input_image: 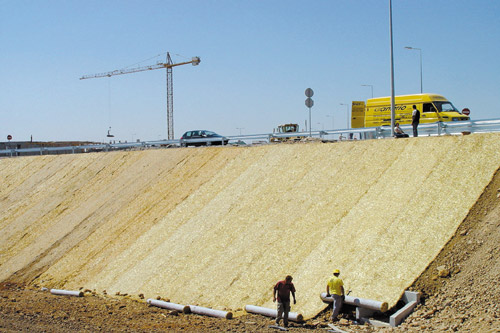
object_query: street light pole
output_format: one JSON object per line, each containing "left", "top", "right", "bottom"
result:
{"left": 340, "top": 103, "right": 349, "bottom": 129}
{"left": 405, "top": 46, "right": 423, "bottom": 93}
{"left": 326, "top": 114, "right": 334, "bottom": 130}
{"left": 361, "top": 84, "right": 374, "bottom": 98}
{"left": 389, "top": 0, "right": 396, "bottom": 137}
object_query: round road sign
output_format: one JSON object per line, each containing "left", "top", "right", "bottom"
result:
{"left": 305, "top": 97, "right": 314, "bottom": 108}
{"left": 462, "top": 108, "right": 470, "bottom": 116}
{"left": 305, "top": 88, "right": 314, "bottom": 98}
{"left": 7, "top": 135, "right": 12, "bottom": 141}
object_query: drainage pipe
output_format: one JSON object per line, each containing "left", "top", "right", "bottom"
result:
{"left": 188, "top": 305, "right": 232, "bottom": 319}
{"left": 147, "top": 299, "right": 191, "bottom": 314}
{"left": 50, "top": 289, "right": 84, "bottom": 297}
{"left": 320, "top": 293, "right": 388, "bottom": 313}
{"left": 245, "top": 305, "right": 304, "bottom": 322}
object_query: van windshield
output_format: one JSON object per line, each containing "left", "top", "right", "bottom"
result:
{"left": 434, "top": 102, "right": 458, "bottom": 113}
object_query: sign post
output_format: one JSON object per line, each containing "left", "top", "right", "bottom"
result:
{"left": 305, "top": 88, "right": 314, "bottom": 137}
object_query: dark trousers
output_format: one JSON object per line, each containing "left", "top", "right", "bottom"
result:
{"left": 412, "top": 123, "right": 419, "bottom": 137}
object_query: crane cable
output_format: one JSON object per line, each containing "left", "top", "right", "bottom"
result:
{"left": 122, "top": 52, "right": 168, "bottom": 69}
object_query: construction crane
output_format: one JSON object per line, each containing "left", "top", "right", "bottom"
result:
{"left": 80, "top": 52, "right": 201, "bottom": 140}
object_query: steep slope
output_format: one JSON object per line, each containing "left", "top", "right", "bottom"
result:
{"left": 399, "top": 167, "right": 500, "bottom": 331}
{"left": 1, "top": 134, "right": 499, "bottom": 319}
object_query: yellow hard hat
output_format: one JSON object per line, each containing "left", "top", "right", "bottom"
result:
{"left": 333, "top": 269, "right": 340, "bottom": 274}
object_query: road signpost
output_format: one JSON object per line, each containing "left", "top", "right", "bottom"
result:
{"left": 305, "top": 88, "right": 314, "bottom": 137}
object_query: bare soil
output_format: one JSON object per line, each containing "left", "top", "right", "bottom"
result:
{"left": 1, "top": 170, "right": 499, "bottom": 332}
{"left": 397, "top": 167, "right": 500, "bottom": 332}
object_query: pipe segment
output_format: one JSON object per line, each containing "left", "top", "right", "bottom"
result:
{"left": 147, "top": 299, "right": 191, "bottom": 313}
{"left": 245, "top": 305, "right": 304, "bottom": 322}
{"left": 50, "top": 289, "right": 84, "bottom": 297}
{"left": 320, "top": 292, "right": 388, "bottom": 313}
{"left": 188, "top": 305, "right": 232, "bottom": 319}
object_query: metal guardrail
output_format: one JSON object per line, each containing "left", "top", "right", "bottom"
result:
{"left": 2, "top": 119, "right": 500, "bottom": 157}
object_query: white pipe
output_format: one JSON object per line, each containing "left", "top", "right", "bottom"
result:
{"left": 147, "top": 299, "right": 191, "bottom": 314}
{"left": 245, "top": 305, "right": 304, "bottom": 322}
{"left": 188, "top": 305, "right": 232, "bottom": 319}
{"left": 50, "top": 289, "right": 83, "bottom": 297}
{"left": 320, "top": 293, "right": 388, "bottom": 313}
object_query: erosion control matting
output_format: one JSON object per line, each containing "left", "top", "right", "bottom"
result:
{"left": 1, "top": 133, "right": 499, "bottom": 319}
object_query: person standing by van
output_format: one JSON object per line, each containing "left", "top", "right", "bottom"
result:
{"left": 412, "top": 105, "right": 420, "bottom": 137}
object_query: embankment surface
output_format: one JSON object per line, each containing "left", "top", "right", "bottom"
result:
{"left": 1, "top": 134, "right": 499, "bottom": 319}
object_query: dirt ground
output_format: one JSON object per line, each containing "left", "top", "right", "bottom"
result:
{"left": 1, "top": 170, "right": 499, "bottom": 332}
{"left": 397, "top": 167, "right": 500, "bottom": 332}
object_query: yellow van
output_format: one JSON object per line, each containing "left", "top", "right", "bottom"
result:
{"left": 351, "top": 94, "right": 470, "bottom": 128}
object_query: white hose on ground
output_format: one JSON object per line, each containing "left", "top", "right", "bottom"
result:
{"left": 50, "top": 289, "right": 84, "bottom": 297}
{"left": 147, "top": 299, "right": 191, "bottom": 313}
{"left": 320, "top": 292, "right": 388, "bottom": 312}
{"left": 188, "top": 305, "right": 233, "bottom": 319}
{"left": 244, "top": 304, "right": 304, "bottom": 322}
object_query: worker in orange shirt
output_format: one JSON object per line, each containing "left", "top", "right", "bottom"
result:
{"left": 326, "top": 269, "right": 345, "bottom": 322}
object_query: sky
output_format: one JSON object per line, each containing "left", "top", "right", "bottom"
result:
{"left": 1, "top": 0, "right": 499, "bottom": 142}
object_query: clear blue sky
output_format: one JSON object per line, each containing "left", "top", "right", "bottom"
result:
{"left": 1, "top": 0, "right": 499, "bottom": 142}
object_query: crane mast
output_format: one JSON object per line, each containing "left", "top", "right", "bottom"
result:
{"left": 80, "top": 52, "right": 200, "bottom": 140}
{"left": 166, "top": 53, "right": 174, "bottom": 141}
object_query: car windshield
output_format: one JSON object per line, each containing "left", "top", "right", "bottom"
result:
{"left": 203, "top": 131, "right": 217, "bottom": 136}
{"left": 434, "top": 102, "right": 458, "bottom": 113}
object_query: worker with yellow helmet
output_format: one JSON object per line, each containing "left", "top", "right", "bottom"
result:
{"left": 326, "top": 269, "right": 345, "bottom": 322}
